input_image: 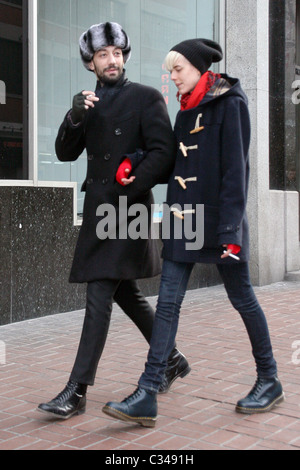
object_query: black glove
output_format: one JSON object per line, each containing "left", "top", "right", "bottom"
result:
{"left": 70, "top": 91, "right": 87, "bottom": 124}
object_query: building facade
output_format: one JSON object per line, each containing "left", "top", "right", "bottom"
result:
{"left": 0, "top": 0, "right": 299, "bottom": 325}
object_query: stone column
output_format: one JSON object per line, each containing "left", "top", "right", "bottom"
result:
{"left": 225, "top": 0, "right": 299, "bottom": 285}
{"left": 226, "top": 0, "right": 270, "bottom": 284}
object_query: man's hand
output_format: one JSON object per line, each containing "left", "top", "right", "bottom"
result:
{"left": 71, "top": 91, "right": 99, "bottom": 124}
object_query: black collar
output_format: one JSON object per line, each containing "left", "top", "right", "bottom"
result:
{"left": 96, "top": 71, "right": 128, "bottom": 90}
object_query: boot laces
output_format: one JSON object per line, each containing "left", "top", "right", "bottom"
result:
{"left": 53, "top": 381, "right": 82, "bottom": 404}
{"left": 122, "top": 387, "right": 143, "bottom": 404}
{"left": 250, "top": 377, "right": 264, "bottom": 398}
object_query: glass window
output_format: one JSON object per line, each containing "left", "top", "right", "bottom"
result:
{"left": 0, "top": 0, "right": 28, "bottom": 180}
{"left": 37, "top": 0, "right": 220, "bottom": 215}
{"left": 269, "top": 0, "right": 299, "bottom": 192}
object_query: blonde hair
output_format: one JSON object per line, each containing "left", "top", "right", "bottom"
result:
{"left": 164, "top": 51, "right": 184, "bottom": 72}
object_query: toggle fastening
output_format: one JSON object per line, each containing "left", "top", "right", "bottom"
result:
{"left": 171, "top": 207, "right": 195, "bottom": 220}
{"left": 190, "top": 113, "right": 205, "bottom": 134}
{"left": 179, "top": 142, "right": 198, "bottom": 157}
{"left": 175, "top": 176, "right": 197, "bottom": 190}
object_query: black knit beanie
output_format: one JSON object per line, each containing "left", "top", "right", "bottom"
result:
{"left": 171, "top": 38, "right": 223, "bottom": 74}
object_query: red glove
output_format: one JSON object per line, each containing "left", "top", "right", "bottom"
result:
{"left": 227, "top": 244, "right": 241, "bottom": 255}
{"left": 116, "top": 158, "right": 132, "bottom": 186}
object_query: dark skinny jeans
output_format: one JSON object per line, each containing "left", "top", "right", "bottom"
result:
{"left": 139, "top": 260, "right": 278, "bottom": 393}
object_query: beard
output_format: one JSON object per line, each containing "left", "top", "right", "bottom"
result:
{"left": 95, "top": 65, "right": 124, "bottom": 85}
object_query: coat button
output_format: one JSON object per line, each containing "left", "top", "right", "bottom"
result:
{"left": 104, "top": 154, "right": 111, "bottom": 161}
{"left": 87, "top": 178, "right": 94, "bottom": 184}
{"left": 87, "top": 154, "right": 94, "bottom": 160}
{"left": 114, "top": 128, "right": 122, "bottom": 136}
{"left": 102, "top": 178, "right": 109, "bottom": 185}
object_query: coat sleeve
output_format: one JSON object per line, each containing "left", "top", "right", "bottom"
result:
{"left": 55, "top": 112, "right": 86, "bottom": 162}
{"left": 217, "top": 97, "right": 251, "bottom": 247}
{"left": 114, "top": 88, "right": 176, "bottom": 202}
{"left": 120, "top": 149, "right": 146, "bottom": 170}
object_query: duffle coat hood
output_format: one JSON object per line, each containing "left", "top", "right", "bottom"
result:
{"left": 162, "top": 74, "right": 251, "bottom": 264}
{"left": 56, "top": 74, "right": 176, "bottom": 283}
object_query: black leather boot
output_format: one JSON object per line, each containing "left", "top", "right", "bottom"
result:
{"left": 38, "top": 381, "right": 87, "bottom": 420}
{"left": 236, "top": 376, "right": 284, "bottom": 414}
{"left": 103, "top": 387, "right": 157, "bottom": 428}
{"left": 158, "top": 348, "right": 191, "bottom": 394}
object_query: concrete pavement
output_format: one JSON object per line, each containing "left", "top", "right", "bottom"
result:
{"left": 0, "top": 280, "right": 300, "bottom": 450}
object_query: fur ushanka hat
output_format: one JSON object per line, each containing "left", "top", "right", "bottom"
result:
{"left": 79, "top": 22, "right": 131, "bottom": 71}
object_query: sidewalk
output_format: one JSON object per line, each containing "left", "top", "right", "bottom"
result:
{"left": 0, "top": 280, "right": 300, "bottom": 451}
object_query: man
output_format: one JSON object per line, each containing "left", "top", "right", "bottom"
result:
{"left": 37, "top": 22, "right": 190, "bottom": 420}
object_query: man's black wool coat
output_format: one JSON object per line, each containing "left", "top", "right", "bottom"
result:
{"left": 55, "top": 74, "right": 175, "bottom": 283}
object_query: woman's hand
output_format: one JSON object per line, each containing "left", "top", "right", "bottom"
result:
{"left": 116, "top": 158, "right": 136, "bottom": 186}
{"left": 221, "top": 244, "right": 241, "bottom": 260}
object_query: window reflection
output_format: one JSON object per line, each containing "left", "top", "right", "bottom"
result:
{"left": 0, "top": 0, "right": 27, "bottom": 180}
{"left": 37, "top": 0, "right": 219, "bottom": 214}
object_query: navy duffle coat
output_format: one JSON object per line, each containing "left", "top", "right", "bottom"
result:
{"left": 162, "top": 74, "right": 251, "bottom": 264}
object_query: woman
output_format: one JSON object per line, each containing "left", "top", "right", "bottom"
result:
{"left": 103, "top": 39, "right": 284, "bottom": 427}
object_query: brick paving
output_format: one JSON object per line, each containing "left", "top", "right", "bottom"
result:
{"left": 0, "top": 280, "right": 300, "bottom": 451}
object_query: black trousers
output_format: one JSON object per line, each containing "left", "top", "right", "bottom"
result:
{"left": 69, "top": 279, "right": 156, "bottom": 385}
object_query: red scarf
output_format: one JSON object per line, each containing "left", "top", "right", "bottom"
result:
{"left": 179, "top": 71, "right": 221, "bottom": 111}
